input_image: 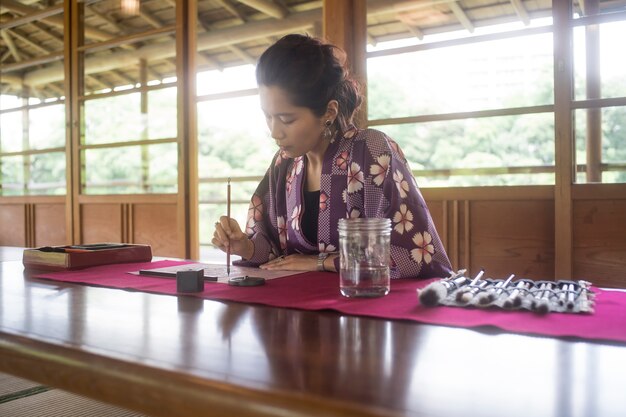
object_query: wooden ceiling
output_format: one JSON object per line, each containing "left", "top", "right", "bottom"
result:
{"left": 0, "top": 0, "right": 619, "bottom": 99}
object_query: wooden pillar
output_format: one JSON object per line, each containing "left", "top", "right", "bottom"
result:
{"left": 176, "top": 0, "right": 199, "bottom": 260}
{"left": 553, "top": 0, "right": 574, "bottom": 279}
{"left": 322, "top": 0, "right": 368, "bottom": 128}
{"left": 65, "top": 0, "right": 84, "bottom": 244}
{"left": 584, "top": 0, "right": 602, "bottom": 183}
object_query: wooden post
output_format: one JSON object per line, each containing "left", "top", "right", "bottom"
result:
{"left": 176, "top": 0, "right": 199, "bottom": 260}
{"left": 64, "top": 0, "right": 84, "bottom": 244}
{"left": 322, "top": 0, "right": 368, "bottom": 128}
{"left": 584, "top": 0, "right": 602, "bottom": 183}
{"left": 553, "top": 0, "right": 574, "bottom": 279}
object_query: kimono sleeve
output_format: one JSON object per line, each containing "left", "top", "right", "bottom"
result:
{"left": 367, "top": 134, "right": 452, "bottom": 279}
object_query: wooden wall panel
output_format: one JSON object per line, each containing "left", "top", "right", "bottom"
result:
{"left": 0, "top": 205, "right": 26, "bottom": 247}
{"left": 469, "top": 200, "right": 555, "bottom": 280}
{"left": 426, "top": 200, "right": 445, "bottom": 245}
{"left": 573, "top": 200, "right": 626, "bottom": 288}
{"left": 34, "top": 204, "right": 66, "bottom": 246}
{"left": 133, "top": 204, "right": 178, "bottom": 257}
{"left": 81, "top": 204, "right": 122, "bottom": 244}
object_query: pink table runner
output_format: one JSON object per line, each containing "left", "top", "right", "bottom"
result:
{"left": 33, "top": 260, "right": 626, "bottom": 343}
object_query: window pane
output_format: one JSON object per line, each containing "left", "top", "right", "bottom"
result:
{"left": 367, "top": 33, "right": 554, "bottom": 119}
{"left": 575, "top": 106, "right": 626, "bottom": 184}
{"left": 197, "top": 65, "right": 257, "bottom": 96}
{"left": 197, "top": 95, "right": 273, "bottom": 179}
{"left": 29, "top": 152, "right": 66, "bottom": 195}
{"left": 0, "top": 111, "right": 23, "bottom": 153}
{"left": 29, "top": 104, "right": 66, "bottom": 149}
{"left": 375, "top": 112, "right": 555, "bottom": 187}
{"left": 1, "top": 155, "right": 24, "bottom": 195}
{"left": 147, "top": 87, "right": 177, "bottom": 139}
{"left": 83, "top": 143, "right": 177, "bottom": 194}
{"left": 0, "top": 94, "right": 22, "bottom": 111}
{"left": 148, "top": 143, "right": 178, "bottom": 193}
{"left": 573, "top": 21, "right": 626, "bottom": 101}
{"left": 83, "top": 93, "right": 143, "bottom": 144}
{"left": 0, "top": 153, "right": 65, "bottom": 196}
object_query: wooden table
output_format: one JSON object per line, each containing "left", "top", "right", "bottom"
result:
{"left": 1, "top": 256, "right": 625, "bottom": 417}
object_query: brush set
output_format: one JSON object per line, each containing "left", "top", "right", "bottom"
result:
{"left": 418, "top": 269, "right": 595, "bottom": 314}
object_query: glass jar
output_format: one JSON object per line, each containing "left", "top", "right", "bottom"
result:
{"left": 338, "top": 218, "right": 391, "bottom": 298}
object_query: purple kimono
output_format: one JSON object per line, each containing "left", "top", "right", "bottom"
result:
{"left": 239, "top": 126, "right": 452, "bottom": 279}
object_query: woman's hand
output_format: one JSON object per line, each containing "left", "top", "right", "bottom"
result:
{"left": 212, "top": 216, "right": 254, "bottom": 259}
{"left": 259, "top": 254, "right": 317, "bottom": 271}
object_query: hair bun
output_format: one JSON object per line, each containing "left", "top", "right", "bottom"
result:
{"left": 256, "top": 34, "right": 363, "bottom": 131}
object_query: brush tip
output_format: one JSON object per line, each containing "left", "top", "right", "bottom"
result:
{"left": 533, "top": 299, "right": 550, "bottom": 314}
{"left": 418, "top": 282, "right": 446, "bottom": 307}
{"left": 477, "top": 293, "right": 494, "bottom": 305}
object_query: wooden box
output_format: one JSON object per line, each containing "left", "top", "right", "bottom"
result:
{"left": 23, "top": 243, "right": 153, "bottom": 271}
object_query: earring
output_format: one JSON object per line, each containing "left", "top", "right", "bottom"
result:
{"left": 323, "top": 120, "right": 333, "bottom": 140}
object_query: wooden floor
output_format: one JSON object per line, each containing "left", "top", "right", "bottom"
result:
{"left": 0, "top": 248, "right": 147, "bottom": 416}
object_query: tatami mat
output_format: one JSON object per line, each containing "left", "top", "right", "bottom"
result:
{"left": 0, "top": 373, "right": 43, "bottom": 397}
{"left": 0, "top": 379, "right": 147, "bottom": 417}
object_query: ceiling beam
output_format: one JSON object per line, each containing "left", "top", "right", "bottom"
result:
{"left": 6, "top": 27, "right": 50, "bottom": 55}
{"left": 24, "top": 7, "right": 319, "bottom": 86}
{"left": 88, "top": 7, "right": 126, "bottom": 34}
{"left": 218, "top": 0, "right": 247, "bottom": 23}
{"left": 1, "top": 52, "right": 63, "bottom": 73}
{"left": 29, "top": 21, "right": 63, "bottom": 45}
{"left": 1, "top": 73, "right": 21, "bottom": 84}
{"left": 112, "top": 69, "right": 137, "bottom": 86}
{"left": 510, "top": 0, "right": 530, "bottom": 25}
{"left": 0, "top": 0, "right": 113, "bottom": 41}
{"left": 1, "top": 50, "right": 13, "bottom": 63}
{"left": 397, "top": 13, "right": 424, "bottom": 40}
{"left": 44, "top": 82, "right": 65, "bottom": 96}
{"left": 197, "top": 52, "right": 224, "bottom": 71}
{"left": 10, "top": 0, "right": 456, "bottom": 87}
{"left": 0, "top": 30, "right": 22, "bottom": 62}
{"left": 4, "top": 25, "right": 107, "bottom": 90}
{"left": 228, "top": 44, "right": 256, "bottom": 64}
{"left": 139, "top": 8, "right": 164, "bottom": 29}
{"left": 236, "top": 0, "right": 288, "bottom": 19}
{"left": 367, "top": 33, "right": 377, "bottom": 46}
{"left": 449, "top": 1, "right": 474, "bottom": 33}
{"left": 0, "top": 3, "right": 64, "bottom": 31}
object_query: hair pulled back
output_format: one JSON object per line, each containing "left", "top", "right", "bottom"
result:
{"left": 256, "top": 34, "right": 363, "bottom": 132}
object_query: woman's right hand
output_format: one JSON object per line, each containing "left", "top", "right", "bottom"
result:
{"left": 212, "top": 216, "right": 254, "bottom": 259}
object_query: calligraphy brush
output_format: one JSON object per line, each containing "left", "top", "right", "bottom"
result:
{"left": 531, "top": 282, "right": 553, "bottom": 314}
{"left": 566, "top": 283, "right": 576, "bottom": 310}
{"left": 418, "top": 269, "right": 468, "bottom": 307}
{"left": 477, "top": 274, "right": 515, "bottom": 306}
{"left": 227, "top": 177, "right": 231, "bottom": 277}
{"left": 503, "top": 280, "right": 528, "bottom": 309}
{"left": 456, "top": 269, "right": 485, "bottom": 303}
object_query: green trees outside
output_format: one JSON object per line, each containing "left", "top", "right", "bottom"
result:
{"left": 367, "top": 67, "right": 556, "bottom": 186}
{"left": 1, "top": 27, "right": 625, "bottom": 216}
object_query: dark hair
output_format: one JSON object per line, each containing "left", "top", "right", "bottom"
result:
{"left": 256, "top": 34, "right": 363, "bottom": 131}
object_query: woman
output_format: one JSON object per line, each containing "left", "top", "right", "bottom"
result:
{"left": 213, "top": 34, "right": 451, "bottom": 279}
